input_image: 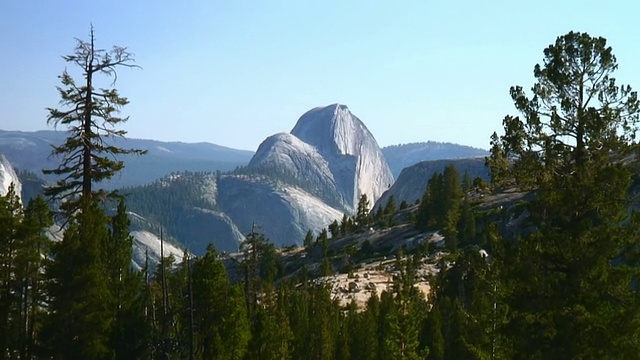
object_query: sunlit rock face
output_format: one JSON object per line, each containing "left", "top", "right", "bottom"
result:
{"left": 130, "top": 229, "right": 185, "bottom": 271}
{"left": 216, "top": 175, "right": 344, "bottom": 247}
{"left": 0, "top": 154, "right": 21, "bottom": 198}
{"left": 253, "top": 104, "right": 394, "bottom": 213}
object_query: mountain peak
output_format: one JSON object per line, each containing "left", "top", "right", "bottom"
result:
{"left": 253, "top": 104, "right": 394, "bottom": 212}
{"left": 291, "top": 103, "right": 374, "bottom": 157}
{"left": 306, "top": 103, "right": 349, "bottom": 114}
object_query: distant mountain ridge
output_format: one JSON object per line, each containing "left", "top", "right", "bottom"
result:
{"left": 0, "top": 129, "right": 254, "bottom": 189}
{"left": 382, "top": 141, "right": 489, "bottom": 178}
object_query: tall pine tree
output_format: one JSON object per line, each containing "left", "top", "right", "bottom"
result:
{"left": 488, "top": 31, "right": 640, "bottom": 357}
{"left": 43, "top": 26, "right": 145, "bottom": 215}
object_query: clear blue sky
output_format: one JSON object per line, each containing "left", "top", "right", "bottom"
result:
{"left": 1, "top": 1, "right": 638, "bottom": 151}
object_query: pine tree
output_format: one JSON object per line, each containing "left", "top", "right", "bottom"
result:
{"left": 340, "top": 214, "right": 352, "bottom": 236}
{"left": 488, "top": 31, "right": 640, "bottom": 357}
{"left": 14, "top": 196, "right": 53, "bottom": 358}
{"left": 304, "top": 229, "right": 314, "bottom": 247}
{"left": 462, "top": 171, "right": 472, "bottom": 193}
{"left": 355, "top": 194, "right": 371, "bottom": 230}
{"left": 383, "top": 195, "right": 396, "bottom": 219}
{"left": 382, "top": 195, "right": 397, "bottom": 227}
{"left": 422, "top": 302, "right": 444, "bottom": 360}
{"left": 416, "top": 166, "right": 464, "bottom": 250}
{"left": 328, "top": 220, "right": 340, "bottom": 239}
{"left": 42, "top": 203, "right": 114, "bottom": 358}
{"left": 224, "top": 284, "right": 251, "bottom": 360}
{"left": 351, "top": 294, "right": 379, "bottom": 360}
{"left": 336, "top": 300, "right": 358, "bottom": 360}
{"left": 43, "top": 26, "right": 145, "bottom": 215}
{"left": 434, "top": 248, "right": 494, "bottom": 358}
{"left": 383, "top": 252, "right": 426, "bottom": 359}
{"left": 441, "top": 165, "right": 462, "bottom": 251}
{"left": 106, "top": 199, "right": 134, "bottom": 310}
{"left": 192, "top": 246, "right": 249, "bottom": 359}
{"left": 0, "top": 184, "right": 23, "bottom": 357}
{"left": 416, "top": 172, "right": 443, "bottom": 230}
{"left": 287, "top": 284, "right": 312, "bottom": 360}
{"left": 108, "top": 199, "right": 148, "bottom": 359}
{"left": 39, "top": 28, "right": 146, "bottom": 357}
{"left": 248, "top": 287, "right": 292, "bottom": 360}
{"left": 308, "top": 285, "right": 339, "bottom": 359}
{"left": 240, "top": 227, "right": 272, "bottom": 319}
{"left": 318, "top": 229, "right": 333, "bottom": 276}
{"left": 150, "top": 253, "right": 179, "bottom": 359}
{"left": 457, "top": 197, "right": 476, "bottom": 247}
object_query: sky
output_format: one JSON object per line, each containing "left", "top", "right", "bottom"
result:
{"left": 1, "top": 1, "right": 639, "bottom": 151}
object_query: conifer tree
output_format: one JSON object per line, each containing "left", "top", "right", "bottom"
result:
{"left": 336, "top": 300, "right": 358, "bottom": 360}
{"left": 308, "top": 285, "right": 339, "bottom": 359}
{"left": 340, "top": 214, "right": 352, "bottom": 236}
{"left": 40, "top": 28, "right": 146, "bottom": 358}
{"left": 434, "top": 248, "right": 494, "bottom": 358}
{"left": 383, "top": 195, "right": 396, "bottom": 219}
{"left": 287, "top": 284, "right": 312, "bottom": 359}
{"left": 0, "top": 184, "right": 23, "bottom": 357}
{"left": 441, "top": 165, "right": 462, "bottom": 250}
{"left": 352, "top": 293, "right": 379, "bottom": 360}
{"left": 417, "top": 166, "right": 464, "bottom": 250}
{"left": 240, "top": 228, "right": 270, "bottom": 319}
{"left": 488, "top": 31, "right": 640, "bottom": 357}
{"left": 462, "top": 171, "right": 472, "bottom": 193}
{"left": 224, "top": 285, "right": 251, "bottom": 360}
{"left": 14, "top": 196, "right": 53, "bottom": 358}
{"left": 303, "top": 229, "right": 314, "bottom": 247}
{"left": 248, "top": 288, "right": 292, "bottom": 360}
{"left": 355, "top": 194, "right": 371, "bottom": 229}
{"left": 106, "top": 199, "right": 134, "bottom": 310}
{"left": 457, "top": 197, "right": 476, "bottom": 247}
{"left": 42, "top": 203, "right": 113, "bottom": 358}
{"left": 416, "top": 172, "right": 443, "bottom": 230}
{"left": 318, "top": 229, "right": 333, "bottom": 276}
{"left": 192, "top": 246, "right": 249, "bottom": 359}
{"left": 108, "top": 199, "right": 148, "bottom": 359}
{"left": 328, "top": 220, "right": 340, "bottom": 239}
{"left": 383, "top": 251, "right": 426, "bottom": 359}
{"left": 422, "top": 302, "right": 444, "bottom": 360}
{"left": 43, "top": 26, "right": 145, "bottom": 215}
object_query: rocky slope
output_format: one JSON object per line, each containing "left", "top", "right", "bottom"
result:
{"left": 249, "top": 133, "right": 343, "bottom": 209}
{"left": 217, "top": 175, "right": 344, "bottom": 246}
{"left": 375, "top": 157, "right": 490, "bottom": 208}
{"left": 130, "top": 230, "right": 185, "bottom": 270}
{"left": 0, "top": 154, "right": 22, "bottom": 198}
